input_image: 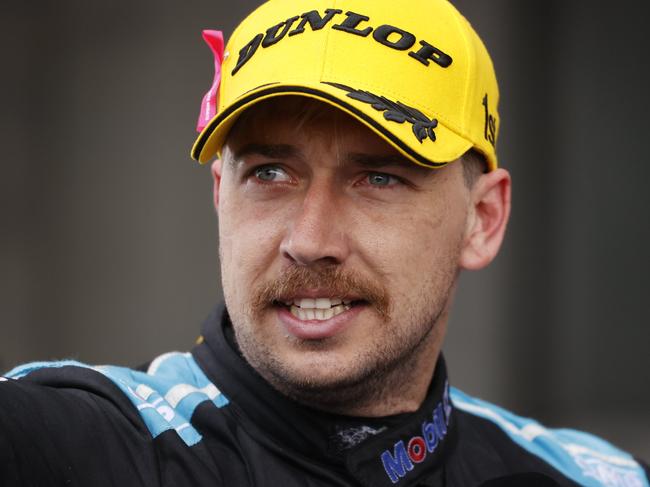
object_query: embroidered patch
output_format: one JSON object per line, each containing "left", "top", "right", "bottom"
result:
{"left": 332, "top": 425, "right": 387, "bottom": 453}
{"left": 482, "top": 93, "right": 497, "bottom": 148}
{"left": 380, "top": 381, "right": 452, "bottom": 484}
{"left": 324, "top": 82, "right": 438, "bottom": 144}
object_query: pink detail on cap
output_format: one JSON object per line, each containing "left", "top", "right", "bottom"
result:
{"left": 196, "top": 30, "right": 225, "bottom": 133}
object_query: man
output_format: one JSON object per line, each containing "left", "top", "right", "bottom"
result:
{"left": 1, "top": 0, "right": 648, "bottom": 486}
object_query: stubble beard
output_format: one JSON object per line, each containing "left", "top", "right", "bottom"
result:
{"left": 240, "top": 301, "right": 447, "bottom": 415}
{"left": 225, "top": 260, "right": 458, "bottom": 415}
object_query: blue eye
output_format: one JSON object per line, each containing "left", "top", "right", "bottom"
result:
{"left": 254, "top": 166, "right": 289, "bottom": 182}
{"left": 368, "top": 173, "right": 396, "bottom": 186}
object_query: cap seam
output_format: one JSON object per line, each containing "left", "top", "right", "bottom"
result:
{"left": 219, "top": 2, "right": 271, "bottom": 110}
{"left": 225, "top": 1, "right": 271, "bottom": 59}
{"left": 450, "top": 4, "right": 474, "bottom": 136}
{"left": 320, "top": 0, "right": 338, "bottom": 82}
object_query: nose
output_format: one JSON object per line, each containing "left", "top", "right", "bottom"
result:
{"left": 280, "top": 182, "right": 350, "bottom": 266}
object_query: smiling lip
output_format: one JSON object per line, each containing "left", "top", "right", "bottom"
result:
{"left": 276, "top": 304, "right": 365, "bottom": 340}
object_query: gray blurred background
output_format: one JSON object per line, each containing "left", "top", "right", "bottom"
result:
{"left": 1, "top": 0, "right": 648, "bottom": 459}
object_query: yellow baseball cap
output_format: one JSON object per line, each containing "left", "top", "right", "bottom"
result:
{"left": 191, "top": 0, "right": 500, "bottom": 170}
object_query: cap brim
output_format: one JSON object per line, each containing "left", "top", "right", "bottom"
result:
{"left": 191, "top": 81, "right": 474, "bottom": 169}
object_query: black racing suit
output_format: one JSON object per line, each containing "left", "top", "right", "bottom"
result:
{"left": 1, "top": 304, "right": 648, "bottom": 486}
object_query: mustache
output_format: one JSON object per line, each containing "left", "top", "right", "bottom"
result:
{"left": 250, "top": 265, "right": 390, "bottom": 319}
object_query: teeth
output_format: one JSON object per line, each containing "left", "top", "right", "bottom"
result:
{"left": 315, "top": 298, "right": 331, "bottom": 309}
{"left": 286, "top": 297, "right": 357, "bottom": 321}
{"left": 290, "top": 303, "right": 352, "bottom": 321}
{"left": 294, "top": 298, "right": 350, "bottom": 309}
{"left": 299, "top": 298, "right": 316, "bottom": 308}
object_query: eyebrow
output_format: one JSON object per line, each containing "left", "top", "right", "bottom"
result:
{"left": 347, "top": 153, "right": 423, "bottom": 171}
{"left": 229, "top": 144, "right": 426, "bottom": 173}
{"left": 233, "top": 143, "right": 299, "bottom": 162}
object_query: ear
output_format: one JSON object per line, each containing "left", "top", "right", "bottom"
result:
{"left": 459, "top": 168, "right": 511, "bottom": 270}
{"left": 211, "top": 159, "right": 223, "bottom": 211}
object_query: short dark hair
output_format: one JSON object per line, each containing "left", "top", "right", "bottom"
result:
{"left": 461, "top": 149, "right": 487, "bottom": 188}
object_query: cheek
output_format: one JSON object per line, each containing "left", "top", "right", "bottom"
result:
{"left": 352, "top": 198, "right": 465, "bottom": 291}
{"left": 218, "top": 188, "right": 290, "bottom": 294}
{"left": 353, "top": 200, "right": 445, "bottom": 256}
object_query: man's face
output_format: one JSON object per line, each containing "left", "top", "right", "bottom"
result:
{"left": 215, "top": 98, "right": 473, "bottom": 411}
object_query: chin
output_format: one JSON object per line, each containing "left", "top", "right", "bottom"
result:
{"left": 258, "top": 348, "right": 370, "bottom": 390}
{"left": 279, "top": 352, "right": 354, "bottom": 383}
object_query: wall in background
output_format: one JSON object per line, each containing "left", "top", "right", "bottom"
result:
{"left": 1, "top": 0, "right": 648, "bottom": 458}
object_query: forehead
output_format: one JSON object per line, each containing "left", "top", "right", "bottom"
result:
{"left": 223, "top": 96, "right": 403, "bottom": 157}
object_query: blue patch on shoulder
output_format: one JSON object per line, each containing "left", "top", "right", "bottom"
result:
{"left": 451, "top": 388, "right": 648, "bottom": 487}
{"left": 5, "top": 352, "right": 229, "bottom": 447}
